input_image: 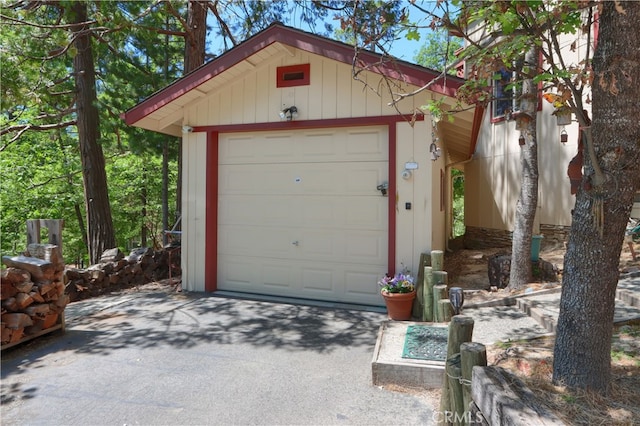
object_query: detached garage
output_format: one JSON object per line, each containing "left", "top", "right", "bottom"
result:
{"left": 123, "top": 23, "right": 475, "bottom": 306}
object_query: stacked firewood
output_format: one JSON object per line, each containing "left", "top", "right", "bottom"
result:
{"left": 64, "top": 246, "right": 181, "bottom": 302}
{"left": 1, "top": 244, "right": 68, "bottom": 346}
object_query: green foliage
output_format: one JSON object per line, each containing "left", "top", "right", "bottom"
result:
{"left": 413, "top": 29, "right": 463, "bottom": 74}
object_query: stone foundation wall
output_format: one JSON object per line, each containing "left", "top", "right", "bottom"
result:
{"left": 539, "top": 224, "right": 571, "bottom": 248}
{"left": 464, "top": 227, "right": 512, "bottom": 249}
{"left": 464, "top": 225, "right": 570, "bottom": 250}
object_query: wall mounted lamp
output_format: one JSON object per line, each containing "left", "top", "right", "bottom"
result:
{"left": 430, "top": 142, "right": 441, "bottom": 161}
{"left": 279, "top": 106, "right": 298, "bottom": 121}
{"left": 182, "top": 125, "right": 193, "bottom": 133}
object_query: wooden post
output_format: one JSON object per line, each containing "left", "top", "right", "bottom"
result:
{"left": 439, "top": 316, "right": 475, "bottom": 425}
{"left": 433, "top": 284, "right": 447, "bottom": 322}
{"left": 461, "top": 342, "right": 487, "bottom": 420}
{"left": 413, "top": 253, "right": 430, "bottom": 319}
{"left": 446, "top": 353, "right": 464, "bottom": 426}
{"left": 423, "top": 266, "right": 434, "bottom": 322}
{"left": 438, "top": 299, "right": 453, "bottom": 322}
{"left": 446, "top": 316, "right": 474, "bottom": 356}
{"left": 26, "top": 219, "right": 64, "bottom": 251}
{"left": 431, "top": 250, "right": 444, "bottom": 272}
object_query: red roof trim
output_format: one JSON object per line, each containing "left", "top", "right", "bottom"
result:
{"left": 123, "top": 24, "right": 463, "bottom": 126}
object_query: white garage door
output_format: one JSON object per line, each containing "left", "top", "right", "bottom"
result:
{"left": 218, "top": 126, "right": 389, "bottom": 306}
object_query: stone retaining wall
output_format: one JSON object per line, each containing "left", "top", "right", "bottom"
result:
{"left": 465, "top": 225, "right": 570, "bottom": 250}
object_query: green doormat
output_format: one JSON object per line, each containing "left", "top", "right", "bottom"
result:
{"left": 402, "top": 325, "right": 449, "bottom": 361}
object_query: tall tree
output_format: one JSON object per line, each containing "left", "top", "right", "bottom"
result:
{"left": 68, "top": 1, "right": 115, "bottom": 263}
{"left": 553, "top": 1, "right": 640, "bottom": 391}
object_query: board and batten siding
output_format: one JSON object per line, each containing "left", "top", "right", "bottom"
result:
{"left": 178, "top": 45, "right": 445, "bottom": 293}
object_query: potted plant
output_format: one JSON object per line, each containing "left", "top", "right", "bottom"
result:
{"left": 378, "top": 270, "right": 416, "bottom": 320}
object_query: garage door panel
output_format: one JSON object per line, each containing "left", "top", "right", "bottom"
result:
{"left": 220, "top": 195, "right": 385, "bottom": 231}
{"left": 220, "top": 128, "right": 388, "bottom": 165}
{"left": 345, "top": 129, "right": 386, "bottom": 156}
{"left": 220, "top": 163, "right": 387, "bottom": 196}
{"left": 218, "top": 126, "right": 388, "bottom": 306}
{"left": 301, "top": 268, "right": 334, "bottom": 292}
{"left": 218, "top": 256, "right": 385, "bottom": 305}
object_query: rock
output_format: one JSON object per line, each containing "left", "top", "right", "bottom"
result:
{"left": 100, "top": 247, "right": 124, "bottom": 263}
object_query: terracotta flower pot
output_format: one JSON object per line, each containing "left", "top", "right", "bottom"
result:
{"left": 381, "top": 290, "right": 416, "bottom": 320}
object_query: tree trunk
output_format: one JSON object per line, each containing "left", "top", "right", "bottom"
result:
{"left": 70, "top": 1, "right": 115, "bottom": 265}
{"left": 175, "top": 1, "right": 208, "bottom": 232}
{"left": 553, "top": 2, "right": 640, "bottom": 392}
{"left": 508, "top": 48, "right": 539, "bottom": 291}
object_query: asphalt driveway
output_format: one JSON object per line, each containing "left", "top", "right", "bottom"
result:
{"left": 1, "top": 288, "right": 436, "bottom": 425}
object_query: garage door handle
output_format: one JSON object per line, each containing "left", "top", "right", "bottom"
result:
{"left": 292, "top": 241, "right": 299, "bottom": 246}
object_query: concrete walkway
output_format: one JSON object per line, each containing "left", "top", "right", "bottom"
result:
{"left": 1, "top": 291, "right": 437, "bottom": 426}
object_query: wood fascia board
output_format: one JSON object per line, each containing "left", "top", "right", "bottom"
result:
{"left": 123, "top": 24, "right": 465, "bottom": 127}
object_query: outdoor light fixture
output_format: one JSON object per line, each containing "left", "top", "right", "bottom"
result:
{"left": 430, "top": 117, "right": 441, "bottom": 161}
{"left": 430, "top": 142, "right": 441, "bottom": 161}
{"left": 279, "top": 106, "right": 298, "bottom": 121}
{"left": 182, "top": 125, "right": 193, "bottom": 133}
{"left": 449, "top": 287, "right": 464, "bottom": 315}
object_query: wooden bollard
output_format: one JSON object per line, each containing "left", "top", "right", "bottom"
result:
{"left": 438, "top": 299, "right": 453, "bottom": 322}
{"left": 461, "top": 342, "right": 487, "bottom": 419}
{"left": 431, "top": 250, "right": 444, "bottom": 272}
{"left": 423, "top": 266, "right": 434, "bottom": 322}
{"left": 433, "top": 284, "right": 447, "bottom": 322}
{"left": 439, "top": 316, "right": 474, "bottom": 425}
{"left": 446, "top": 353, "right": 464, "bottom": 426}
{"left": 413, "top": 253, "right": 430, "bottom": 319}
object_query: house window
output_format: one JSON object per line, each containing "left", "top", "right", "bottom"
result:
{"left": 492, "top": 67, "right": 524, "bottom": 121}
{"left": 277, "top": 64, "right": 310, "bottom": 88}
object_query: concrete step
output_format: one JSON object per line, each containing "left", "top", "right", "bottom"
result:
{"left": 371, "top": 321, "right": 446, "bottom": 389}
{"left": 517, "top": 286, "right": 640, "bottom": 333}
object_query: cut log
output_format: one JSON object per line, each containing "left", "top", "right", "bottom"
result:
{"left": 1, "top": 281, "right": 18, "bottom": 301}
{"left": 36, "top": 280, "right": 56, "bottom": 295}
{"left": 14, "top": 292, "right": 34, "bottom": 310}
{"left": 1, "top": 267, "right": 31, "bottom": 285}
{"left": 2, "top": 255, "right": 54, "bottom": 280}
{"left": 14, "top": 280, "right": 34, "bottom": 294}
{"left": 2, "top": 297, "right": 18, "bottom": 312}
{"left": 25, "top": 304, "right": 52, "bottom": 318}
{"left": 2, "top": 312, "right": 34, "bottom": 329}
{"left": 26, "top": 243, "right": 63, "bottom": 266}
{"left": 30, "top": 291, "right": 45, "bottom": 303}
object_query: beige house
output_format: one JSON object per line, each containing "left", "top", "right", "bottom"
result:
{"left": 460, "top": 18, "right": 596, "bottom": 249}
{"left": 123, "top": 23, "right": 476, "bottom": 306}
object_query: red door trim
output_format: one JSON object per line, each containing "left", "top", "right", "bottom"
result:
{"left": 205, "top": 131, "right": 219, "bottom": 292}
